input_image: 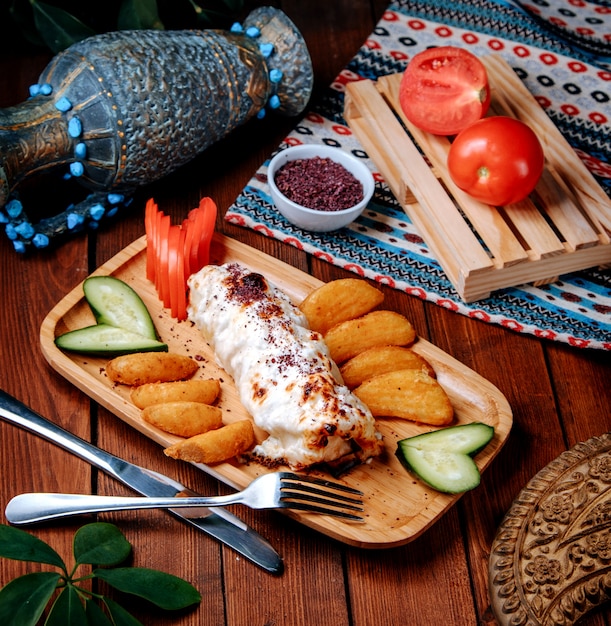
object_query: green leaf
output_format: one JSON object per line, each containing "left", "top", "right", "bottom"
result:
{"left": 73, "top": 523, "right": 132, "bottom": 567}
{"left": 94, "top": 567, "right": 201, "bottom": 610}
{"left": 188, "top": 0, "right": 243, "bottom": 27}
{"left": 85, "top": 599, "right": 114, "bottom": 626}
{"left": 30, "top": 0, "right": 96, "bottom": 53}
{"left": 44, "top": 585, "right": 87, "bottom": 626}
{"left": 117, "top": 0, "right": 164, "bottom": 30}
{"left": 220, "top": 0, "right": 244, "bottom": 12}
{"left": 8, "top": 0, "right": 45, "bottom": 47}
{"left": 103, "top": 598, "right": 143, "bottom": 626}
{"left": 0, "top": 572, "right": 60, "bottom": 626}
{"left": 0, "top": 525, "right": 65, "bottom": 569}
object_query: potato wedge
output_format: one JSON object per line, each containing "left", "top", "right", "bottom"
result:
{"left": 299, "top": 278, "right": 384, "bottom": 335}
{"left": 324, "top": 310, "right": 416, "bottom": 364}
{"left": 142, "top": 401, "right": 223, "bottom": 438}
{"left": 131, "top": 379, "right": 220, "bottom": 409}
{"left": 354, "top": 369, "right": 453, "bottom": 426}
{"left": 106, "top": 352, "right": 198, "bottom": 386}
{"left": 340, "top": 345, "right": 436, "bottom": 389}
{"left": 164, "top": 420, "right": 255, "bottom": 464}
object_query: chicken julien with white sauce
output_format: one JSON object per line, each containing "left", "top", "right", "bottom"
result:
{"left": 187, "top": 263, "right": 384, "bottom": 470}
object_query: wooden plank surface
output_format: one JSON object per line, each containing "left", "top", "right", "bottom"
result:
{"left": 345, "top": 56, "right": 611, "bottom": 301}
{"left": 375, "top": 73, "right": 531, "bottom": 268}
{"left": 1, "top": 2, "right": 611, "bottom": 625}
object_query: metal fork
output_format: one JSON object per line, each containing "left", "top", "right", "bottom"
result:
{"left": 6, "top": 472, "right": 365, "bottom": 524}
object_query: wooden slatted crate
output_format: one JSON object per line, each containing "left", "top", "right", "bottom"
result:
{"left": 344, "top": 54, "right": 611, "bottom": 302}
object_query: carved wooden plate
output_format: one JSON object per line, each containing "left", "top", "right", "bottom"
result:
{"left": 489, "top": 433, "right": 611, "bottom": 625}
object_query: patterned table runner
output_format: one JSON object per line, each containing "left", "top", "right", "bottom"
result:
{"left": 226, "top": 0, "right": 611, "bottom": 350}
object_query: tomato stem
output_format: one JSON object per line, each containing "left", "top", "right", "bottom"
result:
{"left": 477, "top": 166, "right": 489, "bottom": 180}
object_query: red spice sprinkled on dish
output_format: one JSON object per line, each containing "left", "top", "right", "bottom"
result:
{"left": 224, "top": 264, "right": 269, "bottom": 304}
{"left": 274, "top": 156, "right": 364, "bottom": 212}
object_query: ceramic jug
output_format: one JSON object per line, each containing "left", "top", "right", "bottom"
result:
{"left": 0, "top": 6, "right": 313, "bottom": 251}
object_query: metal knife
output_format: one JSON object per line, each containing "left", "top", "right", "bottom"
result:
{"left": 0, "top": 389, "right": 283, "bottom": 575}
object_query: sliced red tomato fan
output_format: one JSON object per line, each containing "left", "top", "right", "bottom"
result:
{"left": 145, "top": 197, "right": 217, "bottom": 321}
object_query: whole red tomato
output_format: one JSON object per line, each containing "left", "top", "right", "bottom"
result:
{"left": 447, "top": 116, "right": 544, "bottom": 206}
{"left": 399, "top": 46, "right": 490, "bottom": 136}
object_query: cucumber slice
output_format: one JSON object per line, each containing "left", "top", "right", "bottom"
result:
{"left": 397, "top": 447, "right": 482, "bottom": 493}
{"left": 396, "top": 422, "right": 494, "bottom": 494}
{"left": 55, "top": 324, "right": 168, "bottom": 356}
{"left": 83, "top": 276, "right": 159, "bottom": 340}
{"left": 401, "top": 422, "right": 495, "bottom": 455}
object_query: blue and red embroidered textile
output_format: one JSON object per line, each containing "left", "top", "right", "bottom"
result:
{"left": 226, "top": 0, "right": 611, "bottom": 350}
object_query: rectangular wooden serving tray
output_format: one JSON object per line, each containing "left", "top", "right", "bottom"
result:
{"left": 344, "top": 54, "right": 611, "bottom": 302}
{"left": 40, "top": 233, "right": 512, "bottom": 548}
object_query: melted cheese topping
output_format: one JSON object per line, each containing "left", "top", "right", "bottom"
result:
{"left": 187, "top": 263, "right": 384, "bottom": 470}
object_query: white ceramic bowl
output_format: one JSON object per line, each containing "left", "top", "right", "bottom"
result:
{"left": 267, "top": 144, "right": 374, "bottom": 232}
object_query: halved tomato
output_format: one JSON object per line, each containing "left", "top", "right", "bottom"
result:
{"left": 399, "top": 46, "right": 490, "bottom": 136}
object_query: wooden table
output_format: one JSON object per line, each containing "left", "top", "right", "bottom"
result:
{"left": 1, "top": 2, "right": 610, "bottom": 624}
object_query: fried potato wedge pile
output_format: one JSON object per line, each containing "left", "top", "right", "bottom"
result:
{"left": 105, "top": 352, "right": 253, "bottom": 464}
{"left": 300, "top": 278, "right": 454, "bottom": 426}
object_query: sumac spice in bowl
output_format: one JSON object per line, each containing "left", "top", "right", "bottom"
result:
{"left": 267, "top": 145, "right": 374, "bottom": 232}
